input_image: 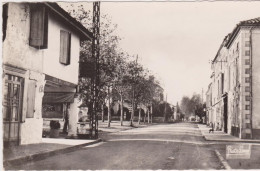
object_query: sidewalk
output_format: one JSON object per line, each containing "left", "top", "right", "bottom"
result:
{"left": 3, "top": 138, "right": 101, "bottom": 167}
{"left": 198, "top": 124, "right": 260, "bottom": 143}
{"left": 3, "top": 120, "right": 148, "bottom": 168}
{"left": 98, "top": 120, "right": 149, "bottom": 135}
{"left": 198, "top": 124, "right": 260, "bottom": 169}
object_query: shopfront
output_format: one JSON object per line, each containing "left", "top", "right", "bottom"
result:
{"left": 42, "top": 75, "right": 77, "bottom": 134}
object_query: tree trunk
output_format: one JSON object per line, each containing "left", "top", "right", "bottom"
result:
{"left": 102, "top": 103, "right": 104, "bottom": 122}
{"left": 120, "top": 93, "right": 123, "bottom": 126}
{"left": 151, "top": 104, "right": 153, "bottom": 124}
{"left": 130, "top": 98, "right": 134, "bottom": 126}
{"left": 138, "top": 108, "right": 141, "bottom": 124}
{"left": 108, "top": 86, "right": 111, "bottom": 127}
{"left": 148, "top": 107, "right": 150, "bottom": 124}
{"left": 144, "top": 111, "right": 146, "bottom": 123}
{"left": 164, "top": 103, "right": 167, "bottom": 123}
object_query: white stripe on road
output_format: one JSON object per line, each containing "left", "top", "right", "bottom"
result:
{"left": 84, "top": 142, "right": 106, "bottom": 148}
{"left": 215, "top": 149, "right": 232, "bottom": 170}
{"left": 108, "top": 138, "right": 207, "bottom": 145}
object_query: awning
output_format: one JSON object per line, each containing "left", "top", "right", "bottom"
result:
{"left": 43, "top": 92, "right": 75, "bottom": 103}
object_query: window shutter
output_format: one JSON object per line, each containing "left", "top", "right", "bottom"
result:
{"left": 26, "top": 80, "right": 36, "bottom": 118}
{"left": 60, "top": 30, "right": 71, "bottom": 65}
{"left": 2, "top": 3, "right": 8, "bottom": 41}
{"left": 29, "top": 4, "right": 48, "bottom": 48}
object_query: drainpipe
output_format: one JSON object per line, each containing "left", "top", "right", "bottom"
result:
{"left": 249, "top": 27, "right": 254, "bottom": 139}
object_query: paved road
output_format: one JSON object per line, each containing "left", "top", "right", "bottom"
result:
{"left": 7, "top": 122, "right": 223, "bottom": 170}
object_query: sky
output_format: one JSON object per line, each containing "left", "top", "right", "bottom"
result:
{"left": 98, "top": 1, "right": 260, "bottom": 105}
{"left": 57, "top": 1, "right": 260, "bottom": 105}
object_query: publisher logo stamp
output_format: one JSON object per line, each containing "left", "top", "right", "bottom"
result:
{"left": 226, "top": 144, "right": 251, "bottom": 159}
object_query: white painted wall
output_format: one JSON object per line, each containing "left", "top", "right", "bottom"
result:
{"left": 43, "top": 14, "right": 80, "bottom": 85}
{"left": 252, "top": 29, "right": 260, "bottom": 130}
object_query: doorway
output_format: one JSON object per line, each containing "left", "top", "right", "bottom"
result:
{"left": 223, "top": 95, "right": 228, "bottom": 133}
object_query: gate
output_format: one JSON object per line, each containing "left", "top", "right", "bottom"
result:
{"left": 3, "top": 74, "right": 23, "bottom": 147}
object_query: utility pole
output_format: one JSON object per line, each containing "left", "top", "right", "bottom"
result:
{"left": 89, "top": 1, "right": 100, "bottom": 139}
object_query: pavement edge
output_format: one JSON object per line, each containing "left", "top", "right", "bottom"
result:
{"left": 3, "top": 138, "right": 102, "bottom": 168}
{"left": 215, "top": 149, "right": 232, "bottom": 170}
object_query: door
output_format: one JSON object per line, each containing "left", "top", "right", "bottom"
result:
{"left": 223, "top": 96, "right": 228, "bottom": 133}
{"left": 3, "top": 74, "right": 23, "bottom": 147}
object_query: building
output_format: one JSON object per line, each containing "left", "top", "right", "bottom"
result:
{"left": 208, "top": 17, "right": 260, "bottom": 139}
{"left": 2, "top": 2, "right": 92, "bottom": 146}
{"left": 205, "top": 83, "right": 212, "bottom": 125}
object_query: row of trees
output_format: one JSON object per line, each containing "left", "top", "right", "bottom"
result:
{"left": 179, "top": 93, "right": 206, "bottom": 121}
{"left": 64, "top": 3, "right": 164, "bottom": 126}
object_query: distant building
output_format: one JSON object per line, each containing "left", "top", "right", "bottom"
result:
{"left": 206, "top": 83, "right": 212, "bottom": 125}
{"left": 2, "top": 2, "right": 92, "bottom": 146}
{"left": 208, "top": 17, "right": 260, "bottom": 139}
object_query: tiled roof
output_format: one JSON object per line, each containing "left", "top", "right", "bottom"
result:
{"left": 225, "top": 17, "right": 260, "bottom": 48}
{"left": 240, "top": 17, "right": 260, "bottom": 25}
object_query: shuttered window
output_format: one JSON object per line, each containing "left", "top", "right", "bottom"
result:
{"left": 29, "top": 4, "right": 48, "bottom": 49}
{"left": 26, "top": 80, "right": 36, "bottom": 118}
{"left": 60, "top": 30, "right": 71, "bottom": 65}
{"left": 2, "top": 3, "right": 8, "bottom": 41}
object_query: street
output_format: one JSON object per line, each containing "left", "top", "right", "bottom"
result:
{"left": 7, "top": 122, "right": 224, "bottom": 170}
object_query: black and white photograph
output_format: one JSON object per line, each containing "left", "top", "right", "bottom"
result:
{"left": 1, "top": 0, "right": 260, "bottom": 170}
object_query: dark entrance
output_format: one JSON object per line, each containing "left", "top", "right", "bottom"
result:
{"left": 223, "top": 95, "right": 228, "bottom": 133}
{"left": 3, "top": 74, "right": 23, "bottom": 147}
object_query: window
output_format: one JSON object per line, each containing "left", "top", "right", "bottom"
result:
{"left": 60, "top": 30, "right": 71, "bottom": 65}
{"left": 245, "top": 50, "right": 250, "bottom": 56}
{"left": 245, "top": 105, "right": 250, "bottom": 110}
{"left": 245, "top": 59, "right": 250, "bottom": 65}
{"left": 245, "top": 77, "right": 250, "bottom": 83}
{"left": 245, "top": 86, "right": 250, "bottom": 92}
{"left": 245, "top": 68, "right": 250, "bottom": 74}
{"left": 245, "top": 41, "right": 250, "bottom": 47}
{"left": 3, "top": 74, "right": 23, "bottom": 121}
{"left": 245, "top": 96, "right": 250, "bottom": 101}
{"left": 29, "top": 4, "right": 48, "bottom": 49}
{"left": 245, "top": 114, "right": 250, "bottom": 119}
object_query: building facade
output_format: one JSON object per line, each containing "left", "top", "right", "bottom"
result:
{"left": 2, "top": 2, "right": 92, "bottom": 146}
{"left": 208, "top": 17, "right": 260, "bottom": 139}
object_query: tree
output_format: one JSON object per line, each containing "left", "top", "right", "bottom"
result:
{"left": 63, "top": 3, "right": 122, "bottom": 127}
{"left": 180, "top": 93, "right": 204, "bottom": 120}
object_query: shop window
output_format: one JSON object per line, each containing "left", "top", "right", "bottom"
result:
{"left": 29, "top": 4, "right": 48, "bottom": 49}
{"left": 42, "top": 103, "right": 63, "bottom": 118}
{"left": 60, "top": 30, "right": 71, "bottom": 65}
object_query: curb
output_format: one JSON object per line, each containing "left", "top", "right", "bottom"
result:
{"left": 202, "top": 135, "right": 260, "bottom": 144}
{"left": 198, "top": 125, "right": 260, "bottom": 144}
{"left": 215, "top": 149, "right": 232, "bottom": 170}
{"left": 3, "top": 138, "right": 102, "bottom": 167}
